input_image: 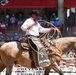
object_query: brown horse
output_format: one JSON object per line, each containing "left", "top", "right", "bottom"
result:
{"left": 0, "top": 37, "right": 76, "bottom": 75}
{"left": 0, "top": 41, "right": 53, "bottom": 75}
{"left": 38, "top": 36, "right": 76, "bottom": 75}
{"left": 44, "top": 37, "right": 76, "bottom": 75}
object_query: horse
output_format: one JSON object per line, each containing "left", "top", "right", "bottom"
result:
{"left": 44, "top": 37, "right": 76, "bottom": 75}
{"left": 0, "top": 41, "right": 53, "bottom": 75}
{"left": 0, "top": 37, "right": 76, "bottom": 75}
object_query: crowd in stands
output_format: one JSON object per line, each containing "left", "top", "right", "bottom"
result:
{"left": 0, "top": 13, "right": 63, "bottom": 34}
{"left": 5, "top": 14, "right": 24, "bottom": 27}
{"left": 67, "top": 49, "right": 76, "bottom": 58}
{"left": 1, "top": 12, "right": 76, "bottom": 36}
{"left": 49, "top": 13, "right": 63, "bottom": 33}
{"left": 38, "top": 13, "right": 62, "bottom": 28}
{"left": 0, "top": 13, "right": 24, "bottom": 33}
{"left": 60, "top": 49, "right": 76, "bottom": 68}
{"left": 0, "top": 33, "right": 26, "bottom": 43}
{"left": 62, "top": 49, "right": 76, "bottom": 59}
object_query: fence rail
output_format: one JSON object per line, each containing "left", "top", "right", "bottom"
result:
{"left": 0, "top": 65, "right": 76, "bottom": 75}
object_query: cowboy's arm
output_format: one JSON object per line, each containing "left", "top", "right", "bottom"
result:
{"left": 27, "top": 22, "right": 37, "bottom": 29}
{"left": 21, "top": 19, "right": 29, "bottom": 31}
{"left": 38, "top": 23, "right": 57, "bottom": 33}
{"left": 21, "top": 19, "right": 36, "bottom": 31}
{"left": 39, "top": 23, "right": 61, "bottom": 35}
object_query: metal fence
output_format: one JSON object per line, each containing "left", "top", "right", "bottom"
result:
{"left": 1, "top": 58, "right": 76, "bottom": 75}
{"left": 0, "top": 66, "right": 76, "bottom": 75}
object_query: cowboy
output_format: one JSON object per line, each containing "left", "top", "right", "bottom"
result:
{"left": 21, "top": 10, "right": 60, "bottom": 67}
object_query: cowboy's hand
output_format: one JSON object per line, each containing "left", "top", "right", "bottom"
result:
{"left": 55, "top": 28, "right": 61, "bottom": 35}
{"left": 50, "top": 27, "right": 55, "bottom": 32}
{"left": 50, "top": 27, "right": 61, "bottom": 35}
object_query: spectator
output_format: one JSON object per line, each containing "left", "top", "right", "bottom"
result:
{"left": 42, "top": 15, "right": 48, "bottom": 27}
{"left": 42, "top": 15, "right": 48, "bottom": 21}
{"left": 49, "top": 13, "right": 56, "bottom": 24}
{"left": 0, "top": 34, "right": 4, "bottom": 41}
{"left": 10, "top": 35, "right": 13, "bottom": 41}
{"left": 67, "top": 50, "right": 75, "bottom": 58}
{"left": 21, "top": 37, "right": 26, "bottom": 43}
{"left": 4, "top": 34, "right": 10, "bottom": 42}
{"left": 18, "top": 37, "right": 23, "bottom": 42}
{"left": 37, "top": 15, "right": 42, "bottom": 20}
{"left": 0, "top": 21, "right": 6, "bottom": 34}
{"left": 17, "top": 18, "right": 23, "bottom": 30}
{"left": 13, "top": 33, "right": 20, "bottom": 41}
{"left": 67, "top": 13, "right": 75, "bottom": 34}
{"left": 54, "top": 17, "right": 62, "bottom": 27}
{"left": 10, "top": 14, "right": 16, "bottom": 29}
{"left": 54, "top": 17, "right": 63, "bottom": 33}
{"left": 5, "top": 14, "right": 10, "bottom": 26}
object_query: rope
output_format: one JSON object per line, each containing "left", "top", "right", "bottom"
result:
{"left": 27, "top": 20, "right": 62, "bottom": 56}
{"left": 28, "top": 38, "right": 48, "bottom": 56}
{"left": 38, "top": 20, "right": 62, "bottom": 50}
{"left": 38, "top": 20, "right": 62, "bottom": 39}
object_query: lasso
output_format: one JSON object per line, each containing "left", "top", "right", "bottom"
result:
{"left": 38, "top": 20, "right": 62, "bottom": 39}
{"left": 30, "top": 20, "right": 62, "bottom": 55}
{"left": 38, "top": 20, "right": 63, "bottom": 54}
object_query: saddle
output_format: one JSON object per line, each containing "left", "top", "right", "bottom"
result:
{"left": 21, "top": 42, "right": 29, "bottom": 50}
{"left": 20, "top": 38, "right": 51, "bottom": 67}
{"left": 21, "top": 37, "right": 46, "bottom": 50}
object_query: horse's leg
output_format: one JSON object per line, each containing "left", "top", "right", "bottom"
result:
{"left": 0, "top": 50, "right": 6, "bottom": 72}
{"left": 0, "top": 59, "right": 6, "bottom": 72}
{"left": 0, "top": 55, "right": 14, "bottom": 75}
{"left": 44, "top": 65, "right": 51, "bottom": 75}
{"left": 6, "top": 65, "right": 13, "bottom": 75}
{"left": 44, "top": 61, "right": 63, "bottom": 75}
{"left": 51, "top": 61, "right": 63, "bottom": 75}
{"left": 50, "top": 55, "right": 64, "bottom": 75}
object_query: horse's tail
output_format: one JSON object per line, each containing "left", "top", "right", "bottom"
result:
{"left": 0, "top": 42, "right": 6, "bottom": 72}
{"left": 0, "top": 42, "right": 5, "bottom": 47}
